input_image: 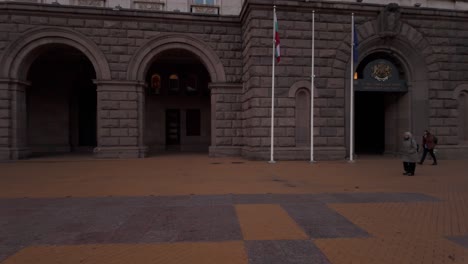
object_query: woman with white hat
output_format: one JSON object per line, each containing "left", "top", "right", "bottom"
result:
{"left": 401, "top": 132, "right": 419, "bottom": 176}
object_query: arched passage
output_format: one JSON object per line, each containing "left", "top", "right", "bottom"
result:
{"left": 0, "top": 27, "right": 111, "bottom": 158}
{"left": 26, "top": 44, "right": 97, "bottom": 155}
{"left": 144, "top": 49, "right": 212, "bottom": 153}
{"left": 127, "top": 34, "right": 226, "bottom": 154}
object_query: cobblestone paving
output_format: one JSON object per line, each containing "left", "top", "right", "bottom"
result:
{"left": 448, "top": 236, "right": 468, "bottom": 248}
{"left": 1, "top": 156, "right": 467, "bottom": 263}
{"left": 0, "top": 193, "right": 440, "bottom": 263}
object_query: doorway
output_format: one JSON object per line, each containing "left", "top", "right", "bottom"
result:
{"left": 144, "top": 49, "right": 211, "bottom": 154}
{"left": 355, "top": 92, "right": 385, "bottom": 154}
{"left": 166, "top": 109, "right": 181, "bottom": 146}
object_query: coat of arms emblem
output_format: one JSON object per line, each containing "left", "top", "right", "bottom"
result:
{"left": 372, "top": 63, "right": 392, "bottom": 81}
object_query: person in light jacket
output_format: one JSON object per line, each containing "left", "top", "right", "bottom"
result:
{"left": 401, "top": 132, "right": 418, "bottom": 176}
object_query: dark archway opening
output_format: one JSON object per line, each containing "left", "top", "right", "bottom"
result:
{"left": 144, "top": 49, "right": 211, "bottom": 155}
{"left": 354, "top": 52, "right": 407, "bottom": 156}
{"left": 355, "top": 92, "right": 385, "bottom": 154}
{"left": 27, "top": 44, "right": 97, "bottom": 156}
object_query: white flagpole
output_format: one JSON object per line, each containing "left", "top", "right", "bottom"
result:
{"left": 269, "top": 6, "right": 276, "bottom": 164}
{"left": 310, "top": 10, "right": 315, "bottom": 163}
{"left": 350, "top": 13, "right": 355, "bottom": 162}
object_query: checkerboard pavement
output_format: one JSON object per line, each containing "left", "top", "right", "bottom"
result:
{"left": 0, "top": 155, "right": 467, "bottom": 264}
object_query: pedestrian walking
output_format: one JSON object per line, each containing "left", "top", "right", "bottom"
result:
{"left": 419, "top": 130, "right": 438, "bottom": 165}
{"left": 401, "top": 132, "right": 418, "bottom": 176}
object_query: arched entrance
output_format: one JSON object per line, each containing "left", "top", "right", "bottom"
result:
{"left": 144, "top": 49, "right": 211, "bottom": 154}
{"left": 354, "top": 52, "right": 409, "bottom": 155}
{"left": 26, "top": 44, "right": 97, "bottom": 156}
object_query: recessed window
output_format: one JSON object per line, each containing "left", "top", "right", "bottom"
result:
{"left": 186, "top": 74, "right": 198, "bottom": 95}
{"left": 459, "top": 92, "right": 468, "bottom": 142}
{"left": 295, "top": 89, "right": 310, "bottom": 147}
{"left": 169, "top": 74, "right": 179, "bottom": 93}
{"left": 151, "top": 74, "right": 161, "bottom": 94}
{"left": 194, "top": 0, "right": 215, "bottom": 5}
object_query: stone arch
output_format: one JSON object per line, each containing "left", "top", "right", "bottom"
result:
{"left": 288, "top": 80, "right": 316, "bottom": 98}
{"left": 0, "top": 27, "right": 111, "bottom": 80}
{"left": 453, "top": 84, "right": 468, "bottom": 100}
{"left": 127, "top": 33, "right": 226, "bottom": 83}
{"left": 332, "top": 20, "right": 437, "bottom": 80}
{"left": 331, "top": 20, "right": 436, "bottom": 157}
{"left": 454, "top": 84, "right": 468, "bottom": 143}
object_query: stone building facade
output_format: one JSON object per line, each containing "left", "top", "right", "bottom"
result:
{"left": 1, "top": 0, "right": 468, "bottom": 161}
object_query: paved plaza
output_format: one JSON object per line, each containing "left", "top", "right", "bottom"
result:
{"left": 0, "top": 155, "right": 467, "bottom": 264}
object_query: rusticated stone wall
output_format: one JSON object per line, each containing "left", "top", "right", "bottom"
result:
{"left": 1, "top": 0, "right": 468, "bottom": 160}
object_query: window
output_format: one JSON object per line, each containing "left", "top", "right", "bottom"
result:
{"left": 186, "top": 74, "right": 198, "bottom": 95}
{"left": 71, "top": 0, "right": 106, "bottom": 7}
{"left": 295, "top": 89, "right": 310, "bottom": 147}
{"left": 169, "top": 74, "right": 179, "bottom": 93}
{"left": 134, "top": 0, "right": 165, "bottom": 11}
{"left": 186, "top": 109, "right": 201, "bottom": 136}
{"left": 150, "top": 74, "right": 161, "bottom": 94}
{"left": 459, "top": 92, "right": 468, "bottom": 142}
{"left": 191, "top": 0, "right": 218, "bottom": 14}
{"left": 194, "top": 0, "right": 215, "bottom": 5}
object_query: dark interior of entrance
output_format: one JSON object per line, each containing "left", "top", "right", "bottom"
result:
{"left": 27, "top": 45, "right": 97, "bottom": 155}
{"left": 354, "top": 52, "right": 407, "bottom": 156}
{"left": 144, "top": 49, "right": 211, "bottom": 154}
{"left": 355, "top": 92, "right": 385, "bottom": 154}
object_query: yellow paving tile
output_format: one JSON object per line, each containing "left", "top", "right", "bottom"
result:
{"left": 315, "top": 237, "right": 468, "bottom": 264}
{"left": 235, "top": 204, "right": 308, "bottom": 240}
{"left": 1, "top": 242, "right": 247, "bottom": 264}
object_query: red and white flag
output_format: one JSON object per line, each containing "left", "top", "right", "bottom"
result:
{"left": 274, "top": 10, "right": 281, "bottom": 63}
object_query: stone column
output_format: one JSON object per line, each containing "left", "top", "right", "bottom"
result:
{"left": 93, "top": 80, "right": 147, "bottom": 159}
{"left": 208, "top": 82, "right": 243, "bottom": 157}
{"left": 0, "top": 78, "right": 30, "bottom": 160}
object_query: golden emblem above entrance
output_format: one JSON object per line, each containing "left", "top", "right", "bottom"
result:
{"left": 355, "top": 58, "right": 407, "bottom": 92}
{"left": 371, "top": 63, "right": 392, "bottom": 82}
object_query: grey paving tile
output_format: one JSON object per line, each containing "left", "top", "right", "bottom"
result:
{"left": 0, "top": 192, "right": 438, "bottom": 262}
{"left": 447, "top": 236, "right": 468, "bottom": 248}
{"left": 0, "top": 245, "right": 23, "bottom": 263}
{"left": 233, "top": 194, "right": 276, "bottom": 204}
{"left": 282, "top": 203, "right": 369, "bottom": 239}
{"left": 327, "top": 192, "right": 439, "bottom": 203}
{"left": 245, "top": 240, "right": 331, "bottom": 264}
{"left": 140, "top": 205, "right": 242, "bottom": 242}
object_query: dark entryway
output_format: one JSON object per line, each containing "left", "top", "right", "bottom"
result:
{"left": 27, "top": 44, "right": 97, "bottom": 155}
{"left": 355, "top": 92, "right": 385, "bottom": 154}
{"left": 144, "top": 49, "right": 211, "bottom": 154}
{"left": 165, "top": 109, "right": 181, "bottom": 146}
{"left": 353, "top": 52, "right": 410, "bottom": 156}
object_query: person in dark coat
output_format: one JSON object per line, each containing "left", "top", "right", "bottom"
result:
{"left": 419, "top": 130, "right": 438, "bottom": 165}
{"left": 401, "top": 132, "right": 418, "bottom": 176}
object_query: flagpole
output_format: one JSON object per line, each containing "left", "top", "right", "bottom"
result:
{"left": 269, "top": 6, "right": 276, "bottom": 164}
{"left": 350, "top": 13, "right": 355, "bottom": 162}
{"left": 310, "top": 10, "right": 315, "bottom": 163}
